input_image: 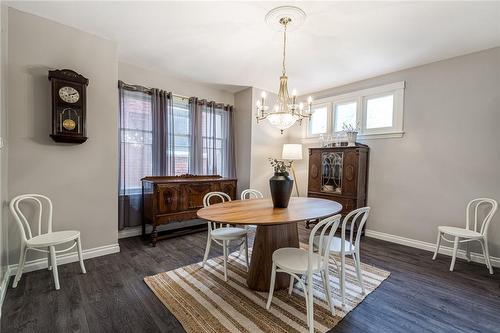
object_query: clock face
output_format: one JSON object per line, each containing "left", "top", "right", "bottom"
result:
{"left": 58, "top": 86, "right": 80, "bottom": 103}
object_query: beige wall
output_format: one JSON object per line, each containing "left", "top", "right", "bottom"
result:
{"left": 0, "top": 3, "right": 9, "bottom": 289}
{"left": 289, "top": 47, "right": 500, "bottom": 256}
{"left": 119, "top": 62, "right": 234, "bottom": 105}
{"left": 7, "top": 8, "right": 119, "bottom": 263}
{"left": 233, "top": 88, "right": 289, "bottom": 198}
{"left": 234, "top": 87, "right": 252, "bottom": 195}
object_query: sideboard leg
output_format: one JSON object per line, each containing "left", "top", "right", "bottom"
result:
{"left": 151, "top": 226, "right": 158, "bottom": 247}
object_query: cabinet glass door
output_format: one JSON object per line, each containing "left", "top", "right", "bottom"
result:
{"left": 321, "top": 152, "right": 343, "bottom": 194}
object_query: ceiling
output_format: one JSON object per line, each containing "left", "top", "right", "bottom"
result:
{"left": 7, "top": 1, "right": 500, "bottom": 94}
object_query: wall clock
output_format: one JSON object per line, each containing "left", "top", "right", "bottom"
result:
{"left": 48, "top": 69, "right": 89, "bottom": 143}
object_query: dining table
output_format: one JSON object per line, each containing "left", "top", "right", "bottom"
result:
{"left": 197, "top": 197, "right": 342, "bottom": 291}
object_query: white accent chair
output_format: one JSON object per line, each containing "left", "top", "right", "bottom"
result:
{"left": 202, "top": 192, "right": 250, "bottom": 281}
{"left": 10, "top": 194, "right": 86, "bottom": 290}
{"left": 266, "top": 214, "right": 342, "bottom": 333}
{"left": 240, "top": 189, "right": 264, "bottom": 201}
{"left": 314, "top": 207, "right": 370, "bottom": 306}
{"left": 433, "top": 198, "right": 498, "bottom": 273}
{"left": 240, "top": 188, "right": 263, "bottom": 235}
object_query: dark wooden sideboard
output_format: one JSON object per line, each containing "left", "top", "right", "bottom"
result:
{"left": 141, "top": 174, "right": 237, "bottom": 246}
{"left": 307, "top": 143, "right": 369, "bottom": 232}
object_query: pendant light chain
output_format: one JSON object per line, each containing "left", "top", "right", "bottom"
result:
{"left": 282, "top": 21, "right": 287, "bottom": 76}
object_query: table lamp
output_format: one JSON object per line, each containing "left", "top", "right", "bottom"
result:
{"left": 282, "top": 144, "right": 303, "bottom": 197}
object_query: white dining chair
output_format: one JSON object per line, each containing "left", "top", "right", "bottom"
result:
{"left": 433, "top": 198, "right": 498, "bottom": 273}
{"left": 202, "top": 191, "right": 250, "bottom": 281}
{"left": 10, "top": 194, "right": 86, "bottom": 290}
{"left": 240, "top": 189, "right": 264, "bottom": 200}
{"left": 266, "top": 214, "right": 341, "bottom": 333}
{"left": 239, "top": 188, "right": 263, "bottom": 236}
{"left": 314, "top": 207, "right": 371, "bottom": 307}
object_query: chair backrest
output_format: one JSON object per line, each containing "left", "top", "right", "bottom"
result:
{"left": 465, "top": 198, "right": 498, "bottom": 236}
{"left": 308, "top": 214, "right": 342, "bottom": 271}
{"left": 240, "top": 189, "right": 263, "bottom": 200}
{"left": 203, "top": 191, "right": 231, "bottom": 230}
{"left": 341, "top": 207, "right": 371, "bottom": 254}
{"left": 10, "top": 194, "right": 53, "bottom": 243}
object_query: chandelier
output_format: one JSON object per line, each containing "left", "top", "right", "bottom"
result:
{"left": 256, "top": 6, "right": 313, "bottom": 134}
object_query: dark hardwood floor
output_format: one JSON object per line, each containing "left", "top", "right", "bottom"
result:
{"left": 2, "top": 224, "right": 500, "bottom": 333}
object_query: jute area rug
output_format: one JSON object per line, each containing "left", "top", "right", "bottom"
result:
{"left": 144, "top": 246, "right": 390, "bottom": 333}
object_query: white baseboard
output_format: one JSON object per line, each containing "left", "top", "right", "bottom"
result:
{"left": 0, "top": 266, "right": 12, "bottom": 319}
{"left": 8, "top": 243, "right": 120, "bottom": 276}
{"left": 365, "top": 229, "right": 500, "bottom": 268}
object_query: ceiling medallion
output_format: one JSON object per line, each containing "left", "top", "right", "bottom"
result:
{"left": 256, "top": 6, "right": 313, "bottom": 134}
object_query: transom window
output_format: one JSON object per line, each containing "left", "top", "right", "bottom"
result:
{"left": 306, "top": 81, "right": 405, "bottom": 139}
{"left": 307, "top": 104, "right": 329, "bottom": 136}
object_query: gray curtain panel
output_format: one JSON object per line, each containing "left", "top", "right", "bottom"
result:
{"left": 151, "top": 89, "right": 174, "bottom": 176}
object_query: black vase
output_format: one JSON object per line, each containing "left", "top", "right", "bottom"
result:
{"left": 269, "top": 172, "right": 294, "bottom": 208}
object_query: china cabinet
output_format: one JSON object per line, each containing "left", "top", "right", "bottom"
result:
{"left": 307, "top": 143, "right": 369, "bottom": 231}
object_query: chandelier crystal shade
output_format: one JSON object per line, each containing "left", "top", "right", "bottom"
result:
{"left": 256, "top": 7, "right": 313, "bottom": 134}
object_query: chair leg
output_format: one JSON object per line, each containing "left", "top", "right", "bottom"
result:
{"left": 480, "top": 239, "right": 494, "bottom": 274}
{"left": 450, "top": 237, "right": 459, "bottom": 272}
{"left": 432, "top": 231, "right": 442, "bottom": 260}
{"left": 307, "top": 273, "right": 314, "bottom": 333}
{"left": 12, "top": 246, "right": 27, "bottom": 288}
{"left": 244, "top": 235, "right": 250, "bottom": 271}
{"left": 266, "top": 263, "right": 277, "bottom": 310}
{"left": 76, "top": 237, "right": 86, "bottom": 274}
{"left": 47, "top": 251, "right": 52, "bottom": 271}
{"left": 353, "top": 252, "right": 366, "bottom": 295}
{"left": 340, "top": 252, "right": 346, "bottom": 307}
{"left": 202, "top": 233, "right": 211, "bottom": 268}
{"left": 288, "top": 275, "right": 294, "bottom": 295}
{"left": 49, "top": 246, "right": 60, "bottom": 290}
{"left": 223, "top": 240, "right": 228, "bottom": 281}
{"left": 322, "top": 270, "right": 335, "bottom": 316}
{"left": 465, "top": 242, "right": 471, "bottom": 262}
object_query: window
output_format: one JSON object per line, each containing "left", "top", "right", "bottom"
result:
{"left": 201, "top": 107, "right": 227, "bottom": 175}
{"left": 172, "top": 98, "right": 190, "bottom": 175}
{"left": 306, "top": 81, "right": 405, "bottom": 139}
{"left": 307, "top": 104, "right": 329, "bottom": 137}
{"left": 333, "top": 101, "right": 357, "bottom": 132}
{"left": 365, "top": 94, "right": 393, "bottom": 129}
{"left": 120, "top": 90, "right": 153, "bottom": 193}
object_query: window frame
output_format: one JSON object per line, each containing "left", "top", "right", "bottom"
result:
{"left": 306, "top": 102, "right": 331, "bottom": 138}
{"left": 305, "top": 81, "right": 405, "bottom": 140}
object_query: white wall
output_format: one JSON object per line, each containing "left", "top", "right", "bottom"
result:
{"left": 233, "top": 88, "right": 289, "bottom": 198}
{"left": 234, "top": 87, "right": 252, "bottom": 195}
{"left": 0, "top": 3, "right": 9, "bottom": 294}
{"left": 7, "top": 8, "right": 119, "bottom": 263}
{"left": 288, "top": 47, "right": 500, "bottom": 256}
{"left": 248, "top": 88, "right": 290, "bottom": 198}
{"left": 119, "top": 62, "right": 234, "bottom": 105}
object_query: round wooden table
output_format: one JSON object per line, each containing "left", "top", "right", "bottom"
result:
{"left": 197, "top": 197, "right": 342, "bottom": 291}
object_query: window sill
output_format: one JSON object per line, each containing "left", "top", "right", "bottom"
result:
{"left": 301, "top": 131, "right": 404, "bottom": 144}
{"left": 357, "top": 131, "right": 404, "bottom": 140}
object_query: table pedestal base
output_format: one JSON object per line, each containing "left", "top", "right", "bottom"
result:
{"left": 246, "top": 223, "right": 299, "bottom": 291}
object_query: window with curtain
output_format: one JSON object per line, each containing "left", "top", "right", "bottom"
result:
{"left": 201, "top": 106, "right": 225, "bottom": 175}
{"left": 118, "top": 81, "right": 235, "bottom": 229}
{"left": 172, "top": 97, "right": 191, "bottom": 175}
{"left": 119, "top": 89, "right": 153, "bottom": 194}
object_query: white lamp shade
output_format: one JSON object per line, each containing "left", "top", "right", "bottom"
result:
{"left": 282, "top": 144, "right": 303, "bottom": 160}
